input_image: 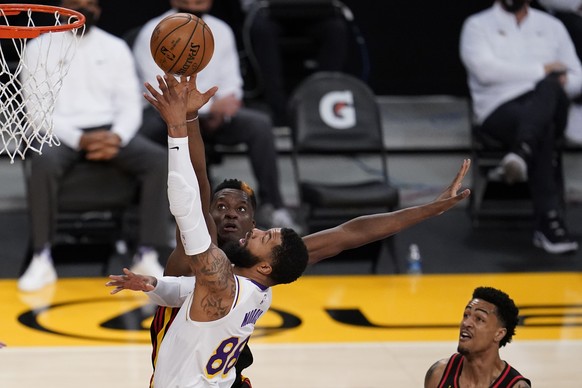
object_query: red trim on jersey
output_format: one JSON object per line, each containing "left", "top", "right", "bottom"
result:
{"left": 438, "top": 353, "right": 463, "bottom": 388}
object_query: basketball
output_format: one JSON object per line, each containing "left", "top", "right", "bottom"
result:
{"left": 150, "top": 13, "right": 214, "bottom": 77}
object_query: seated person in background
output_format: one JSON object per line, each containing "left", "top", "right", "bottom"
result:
{"left": 424, "top": 286, "right": 531, "bottom": 388}
{"left": 538, "top": 0, "right": 582, "bottom": 143}
{"left": 133, "top": 0, "right": 300, "bottom": 231}
{"left": 18, "top": 0, "right": 169, "bottom": 292}
{"left": 239, "top": 0, "right": 349, "bottom": 126}
{"left": 460, "top": 0, "right": 581, "bottom": 254}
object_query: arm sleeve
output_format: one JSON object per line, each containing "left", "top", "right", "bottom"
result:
{"left": 167, "top": 136, "right": 212, "bottom": 255}
{"left": 145, "top": 276, "right": 195, "bottom": 306}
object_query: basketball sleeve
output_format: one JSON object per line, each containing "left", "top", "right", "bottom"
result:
{"left": 146, "top": 276, "right": 195, "bottom": 307}
{"left": 167, "top": 136, "right": 211, "bottom": 256}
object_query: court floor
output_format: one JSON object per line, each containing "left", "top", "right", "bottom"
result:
{"left": 1, "top": 272, "right": 581, "bottom": 387}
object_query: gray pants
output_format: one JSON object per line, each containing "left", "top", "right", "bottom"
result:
{"left": 27, "top": 134, "right": 169, "bottom": 252}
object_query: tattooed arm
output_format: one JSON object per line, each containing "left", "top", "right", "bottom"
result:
{"left": 145, "top": 74, "right": 235, "bottom": 322}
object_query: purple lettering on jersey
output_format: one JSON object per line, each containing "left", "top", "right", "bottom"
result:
{"left": 241, "top": 309, "right": 264, "bottom": 327}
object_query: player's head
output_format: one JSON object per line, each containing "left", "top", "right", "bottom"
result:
{"left": 457, "top": 287, "right": 519, "bottom": 355}
{"left": 223, "top": 227, "right": 308, "bottom": 286}
{"left": 472, "top": 287, "right": 519, "bottom": 347}
{"left": 61, "top": 0, "right": 101, "bottom": 31}
{"left": 211, "top": 179, "right": 257, "bottom": 246}
{"left": 170, "top": 0, "right": 213, "bottom": 15}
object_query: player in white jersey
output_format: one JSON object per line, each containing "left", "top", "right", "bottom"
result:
{"left": 153, "top": 276, "right": 270, "bottom": 387}
{"left": 107, "top": 73, "right": 308, "bottom": 387}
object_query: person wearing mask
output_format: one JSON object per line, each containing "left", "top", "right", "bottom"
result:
{"left": 460, "top": 0, "right": 581, "bottom": 254}
{"left": 18, "top": 0, "right": 169, "bottom": 292}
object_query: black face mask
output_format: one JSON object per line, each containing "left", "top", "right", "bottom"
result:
{"left": 176, "top": 9, "right": 205, "bottom": 18}
{"left": 500, "top": 0, "right": 528, "bottom": 13}
{"left": 75, "top": 7, "right": 98, "bottom": 32}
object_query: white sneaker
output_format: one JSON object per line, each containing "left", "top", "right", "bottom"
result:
{"left": 272, "top": 208, "right": 303, "bottom": 234}
{"left": 130, "top": 249, "right": 164, "bottom": 278}
{"left": 18, "top": 250, "right": 57, "bottom": 292}
{"left": 500, "top": 152, "right": 527, "bottom": 184}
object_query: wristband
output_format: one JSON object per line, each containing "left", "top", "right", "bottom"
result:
{"left": 186, "top": 114, "right": 199, "bottom": 123}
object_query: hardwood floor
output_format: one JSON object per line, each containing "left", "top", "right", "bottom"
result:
{"left": 1, "top": 273, "right": 581, "bottom": 387}
{"left": 1, "top": 341, "right": 581, "bottom": 387}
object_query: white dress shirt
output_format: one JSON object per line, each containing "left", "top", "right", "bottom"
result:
{"left": 133, "top": 10, "right": 244, "bottom": 115}
{"left": 23, "top": 27, "right": 142, "bottom": 149}
{"left": 460, "top": 2, "right": 582, "bottom": 124}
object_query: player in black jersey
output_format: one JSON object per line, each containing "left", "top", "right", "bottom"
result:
{"left": 147, "top": 74, "right": 472, "bottom": 388}
{"left": 150, "top": 178, "right": 258, "bottom": 388}
{"left": 424, "top": 287, "right": 531, "bottom": 388}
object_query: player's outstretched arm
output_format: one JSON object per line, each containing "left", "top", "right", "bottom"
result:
{"left": 145, "top": 75, "right": 218, "bottom": 277}
{"left": 145, "top": 75, "right": 236, "bottom": 321}
{"left": 303, "top": 159, "right": 471, "bottom": 264}
{"left": 107, "top": 269, "right": 191, "bottom": 307}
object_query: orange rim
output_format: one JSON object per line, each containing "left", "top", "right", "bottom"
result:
{"left": 0, "top": 4, "right": 85, "bottom": 39}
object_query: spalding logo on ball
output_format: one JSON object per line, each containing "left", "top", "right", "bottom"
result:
{"left": 150, "top": 13, "right": 215, "bottom": 76}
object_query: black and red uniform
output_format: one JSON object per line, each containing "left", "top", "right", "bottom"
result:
{"left": 438, "top": 353, "right": 531, "bottom": 388}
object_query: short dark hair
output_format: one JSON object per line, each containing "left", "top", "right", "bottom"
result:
{"left": 473, "top": 286, "right": 519, "bottom": 348}
{"left": 213, "top": 179, "right": 257, "bottom": 211}
{"left": 268, "top": 228, "right": 308, "bottom": 285}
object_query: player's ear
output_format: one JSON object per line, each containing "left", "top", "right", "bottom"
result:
{"left": 257, "top": 262, "right": 272, "bottom": 276}
{"left": 494, "top": 327, "right": 507, "bottom": 344}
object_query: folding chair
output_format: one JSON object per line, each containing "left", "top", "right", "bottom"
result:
{"left": 288, "top": 71, "right": 400, "bottom": 273}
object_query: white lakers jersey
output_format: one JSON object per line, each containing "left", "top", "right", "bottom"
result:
{"left": 153, "top": 275, "right": 272, "bottom": 388}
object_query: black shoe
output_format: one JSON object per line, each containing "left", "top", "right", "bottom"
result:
{"left": 533, "top": 211, "right": 578, "bottom": 254}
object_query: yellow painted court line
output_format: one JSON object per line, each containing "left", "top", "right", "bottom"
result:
{"left": 2, "top": 272, "right": 581, "bottom": 346}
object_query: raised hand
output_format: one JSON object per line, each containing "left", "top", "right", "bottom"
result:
{"left": 179, "top": 74, "right": 219, "bottom": 116}
{"left": 433, "top": 159, "right": 471, "bottom": 205}
{"left": 143, "top": 74, "right": 217, "bottom": 127}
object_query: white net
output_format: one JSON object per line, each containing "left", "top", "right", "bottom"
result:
{"left": 0, "top": 5, "right": 84, "bottom": 163}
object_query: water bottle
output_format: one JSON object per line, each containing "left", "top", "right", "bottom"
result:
{"left": 407, "top": 244, "right": 422, "bottom": 274}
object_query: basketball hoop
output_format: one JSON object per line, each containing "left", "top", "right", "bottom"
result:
{"left": 0, "top": 4, "right": 85, "bottom": 163}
